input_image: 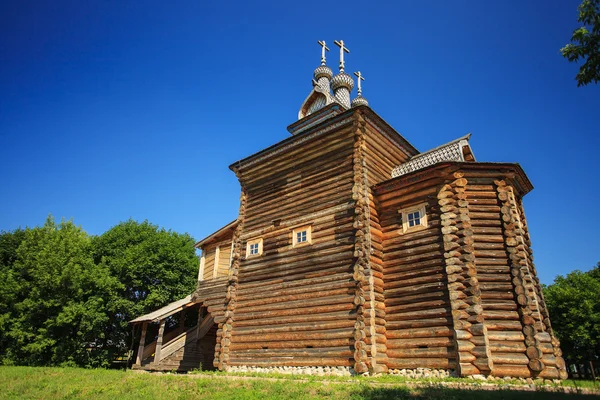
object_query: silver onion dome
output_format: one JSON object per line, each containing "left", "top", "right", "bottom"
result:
{"left": 351, "top": 95, "right": 369, "bottom": 107}
{"left": 331, "top": 72, "right": 355, "bottom": 92}
{"left": 314, "top": 65, "right": 333, "bottom": 81}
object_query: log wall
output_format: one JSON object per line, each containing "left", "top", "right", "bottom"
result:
{"left": 377, "top": 172, "right": 458, "bottom": 371}
{"left": 374, "top": 165, "right": 566, "bottom": 379}
{"left": 202, "top": 248, "right": 216, "bottom": 281}
{"left": 224, "top": 122, "right": 358, "bottom": 369}
{"left": 201, "top": 240, "right": 232, "bottom": 280}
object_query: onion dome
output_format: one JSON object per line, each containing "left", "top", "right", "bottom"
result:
{"left": 351, "top": 95, "right": 369, "bottom": 107}
{"left": 314, "top": 65, "right": 333, "bottom": 81}
{"left": 331, "top": 72, "right": 355, "bottom": 92}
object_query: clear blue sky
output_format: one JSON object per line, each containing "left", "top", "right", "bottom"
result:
{"left": 1, "top": 1, "right": 598, "bottom": 284}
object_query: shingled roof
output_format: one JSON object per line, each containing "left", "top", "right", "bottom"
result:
{"left": 391, "top": 134, "right": 474, "bottom": 178}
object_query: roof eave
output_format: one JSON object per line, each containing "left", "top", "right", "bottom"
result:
{"left": 194, "top": 220, "right": 238, "bottom": 249}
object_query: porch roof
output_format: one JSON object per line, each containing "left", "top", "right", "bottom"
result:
{"left": 129, "top": 295, "right": 194, "bottom": 324}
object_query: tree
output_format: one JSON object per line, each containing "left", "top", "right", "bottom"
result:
{"left": 544, "top": 262, "right": 600, "bottom": 362}
{"left": 561, "top": 0, "right": 600, "bottom": 86}
{"left": 0, "top": 228, "right": 27, "bottom": 363}
{"left": 91, "top": 220, "right": 198, "bottom": 360}
{"left": 0, "top": 216, "right": 120, "bottom": 367}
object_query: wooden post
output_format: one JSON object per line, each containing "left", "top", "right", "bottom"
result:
{"left": 135, "top": 322, "right": 148, "bottom": 366}
{"left": 154, "top": 319, "right": 166, "bottom": 364}
{"left": 590, "top": 360, "right": 596, "bottom": 381}
{"left": 228, "top": 241, "right": 234, "bottom": 272}
{"left": 198, "top": 249, "right": 206, "bottom": 282}
{"left": 179, "top": 310, "right": 186, "bottom": 334}
{"left": 213, "top": 246, "right": 220, "bottom": 279}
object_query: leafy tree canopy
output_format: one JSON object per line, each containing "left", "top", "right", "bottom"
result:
{"left": 0, "top": 216, "right": 198, "bottom": 368}
{"left": 0, "top": 216, "right": 120, "bottom": 367}
{"left": 561, "top": 0, "right": 600, "bottom": 86}
{"left": 544, "top": 262, "right": 600, "bottom": 362}
{"left": 91, "top": 219, "right": 198, "bottom": 360}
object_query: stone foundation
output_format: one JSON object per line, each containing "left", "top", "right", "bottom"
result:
{"left": 227, "top": 365, "right": 354, "bottom": 376}
{"left": 388, "top": 368, "right": 455, "bottom": 379}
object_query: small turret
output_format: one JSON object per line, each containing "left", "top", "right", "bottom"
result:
{"left": 351, "top": 71, "right": 369, "bottom": 107}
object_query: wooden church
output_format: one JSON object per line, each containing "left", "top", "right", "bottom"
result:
{"left": 130, "top": 40, "right": 568, "bottom": 380}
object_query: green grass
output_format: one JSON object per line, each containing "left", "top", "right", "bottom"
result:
{"left": 0, "top": 366, "right": 598, "bottom": 400}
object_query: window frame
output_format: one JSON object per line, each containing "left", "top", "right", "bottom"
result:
{"left": 292, "top": 225, "right": 312, "bottom": 248}
{"left": 399, "top": 203, "right": 428, "bottom": 234}
{"left": 246, "top": 237, "right": 263, "bottom": 258}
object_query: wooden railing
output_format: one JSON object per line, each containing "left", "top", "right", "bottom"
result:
{"left": 141, "top": 326, "right": 184, "bottom": 362}
{"left": 142, "top": 314, "right": 215, "bottom": 364}
{"left": 157, "top": 326, "right": 199, "bottom": 362}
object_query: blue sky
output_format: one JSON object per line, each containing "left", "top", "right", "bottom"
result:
{"left": 1, "top": 1, "right": 598, "bottom": 284}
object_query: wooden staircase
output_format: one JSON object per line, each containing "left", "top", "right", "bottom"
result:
{"left": 140, "top": 314, "right": 216, "bottom": 372}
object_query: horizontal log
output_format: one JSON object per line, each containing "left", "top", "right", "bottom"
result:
{"left": 232, "top": 327, "right": 354, "bottom": 343}
{"left": 459, "top": 363, "right": 480, "bottom": 377}
{"left": 384, "top": 258, "right": 444, "bottom": 275}
{"left": 232, "top": 319, "right": 355, "bottom": 335}
{"left": 234, "top": 302, "right": 355, "bottom": 322}
{"left": 236, "top": 280, "right": 355, "bottom": 303}
{"left": 234, "top": 294, "right": 354, "bottom": 313}
{"left": 387, "top": 347, "right": 455, "bottom": 359}
{"left": 384, "top": 266, "right": 445, "bottom": 286}
{"left": 537, "top": 366, "right": 560, "bottom": 379}
{"left": 483, "top": 310, "right": 519, "bottom": 320}
{"left": 492, "top": 352, "right": 529, "bottom": 365}
{"left": 488, "top": 331, "right": 524, "bottom": 342}
{"left": 228, "top": 358, "right": 353, "bottom": 367}
{"left": 236, "top": 287, "right": 354, "bottom": 310}
{"left": 237, "top": 271, "right": 353, "bottom": 294}
{"left": 484, "top": 320, "right": 523, "bottom": 331}
{"left": 386, "top": 337, "right": 454, "bottom": 349}
{"left": 385, "top": 282, "right": 446, "bottom": 298}
{"left": 386, "top": 326, "right": 453, "bottom": 339}
{"left": 384, "top": 274, "right": 445, "bottom": 290}
{"left": 491, "top": 364, "right": 531, "bottom": 378}
{"left": 386, "top": 299, "right": 449, "bottom": 314}
{"left": 385, "top": 307, "right": 450, "bottom": 321}
{"left": 386, "top": 317, "right": 453, "bottom": 330}
{"left": 229, "top": 338, "right": 353, "bottom": 350}
{"left": 488, "top": 341, "right": 526, "bottom": 353}
{"left": 232, "top": 347, "right": 353, "bottom": 358}
{"left": 385, "top": 290, "right": 447, "bottom": 307}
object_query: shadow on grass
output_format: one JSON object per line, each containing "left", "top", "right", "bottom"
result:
{"left": 355, "top": 385, "right": 597, "bottom": 400}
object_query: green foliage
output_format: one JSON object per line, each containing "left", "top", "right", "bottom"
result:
{"left": 561, "top": 0, "right": 600, "bottom": 86}
{"left": 0, "top": 216, "right": 198, "bottom": 368}
{"left": 543, "top": 262, "right": 600, "bottom": 362}
{"left": 92, "top": 219, "right": 198, "bottom": 359}
{"left": 0, "top": 216, "right": 120, "bottom": 367}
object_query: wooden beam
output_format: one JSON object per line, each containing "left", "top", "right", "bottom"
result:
{"left": 179, "top": 310, "right": 186, "bottom": 332}
{"left": 198, "top": 249, "right": 206, "bottom": 282}
{"left": 135, "top": 322, "right": 148, "bottom": 366}
{"left": 213, "top": 246, "right": 220, "bottom": 279}
{"left": 154, "top": 319, "right": 166, "bottom": 364}
{"left": 228, "top": 241, "right": 235, "bottom": 272}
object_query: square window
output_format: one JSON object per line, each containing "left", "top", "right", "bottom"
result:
{"left": 246, "top": 238, "right": 263, "bottom": 257}
{"left": 296, "top": 230, "right": 307, "bottom": 244}
{"left": 292, "top": 225, "right": 312, "bottom": 248}
{"left": 399, "top": 203, "right": 428, "bottom": 234}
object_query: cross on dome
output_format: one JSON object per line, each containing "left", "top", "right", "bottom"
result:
{"left": 354, "top": 71, "right": 365, "bottom": 96}
{"left": 333, "top": 40, "right": 350, "bottom": 72}
{"left": 317, "top": 40, "right": 329, "bottom": 66}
